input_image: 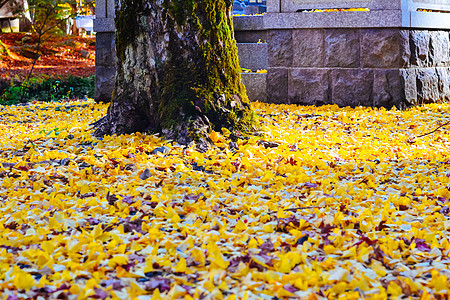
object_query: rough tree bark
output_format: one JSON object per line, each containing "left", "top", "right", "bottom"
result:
{"left": 93, "top": 0, "right": 258, "bottom": 146}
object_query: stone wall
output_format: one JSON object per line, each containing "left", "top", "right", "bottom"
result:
{"left": 234, "top": 15, "right": 267, "bottom": 43}
{"left": 266, "top": 28, "right": 450, "bottom": 108}
{"left": 272, "top": 0, "right": 450, "bottom": 14}
{"left": 95, "top": 0, "right": 450, "bottom": 107}
{"left": 264, "top": 0, "right": 450, "bottom": 107}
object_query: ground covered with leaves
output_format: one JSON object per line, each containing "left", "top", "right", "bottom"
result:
{"left": 0, "top": 100, "right": 449, "bottom": 299}
{"left": 0, "top": 33, "right": 95, "bottom": 80}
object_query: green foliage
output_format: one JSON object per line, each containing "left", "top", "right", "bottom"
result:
{"left": 1, "top": 85, "right": 24, "bottom": 104}
{"left": 13, "top": 0, "right": 95, "bottom": 102}
{"left": 0, "top": 75, "right": 94, "bottom": 105}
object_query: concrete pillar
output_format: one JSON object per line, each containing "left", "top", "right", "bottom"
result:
{"left": 94, "top": 0, "right": 116, "bottom": 103}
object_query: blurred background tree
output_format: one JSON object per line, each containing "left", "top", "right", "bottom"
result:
{"left": 0, "top": 0, "right": 94, "bottom": 34}
{"left": 27, "top": 0, "right": 94, "bottom": 35}
{"left": 10, "top": 0, "right": 95, "bottom": 101}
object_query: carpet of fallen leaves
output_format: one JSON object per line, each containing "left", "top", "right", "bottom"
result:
{"left": 0, "top": 100, "right": 450, "bottom": 300}
{"left": 0, "top": 33, "right": 95, "bottom": 80}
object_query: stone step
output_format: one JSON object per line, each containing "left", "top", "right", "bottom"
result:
{"left": 241, "top": 72, "right": 267, "bottom": 102}
{"left": 237, "top": 43, "right": 268, "bottom": 70}
{"left": 233, "top": 15, "right": 266, "bottom": 43}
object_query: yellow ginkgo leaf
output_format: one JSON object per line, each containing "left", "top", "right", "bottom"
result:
{"left": 13, "top": 271, "right": 35, "bottom": 291}
{"left": 175, "top": 257, "right": 187, "bottom": 273}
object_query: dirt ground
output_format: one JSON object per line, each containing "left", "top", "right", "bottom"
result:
{"left": 0, "top": 33, "right": 95, "bottom": 80}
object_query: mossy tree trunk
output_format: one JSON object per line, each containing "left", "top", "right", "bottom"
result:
{"left": 93, "top": 0, "right": 258, "bottom": 145}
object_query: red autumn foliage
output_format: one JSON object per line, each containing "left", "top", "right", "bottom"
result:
{"left": 0, "top": 33, "right": 95, "bottom": 80}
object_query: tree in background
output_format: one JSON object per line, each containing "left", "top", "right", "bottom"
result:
{"left": 27, "top": 0, "right": 93, "bottom": 35}
{"left": 93, "top": 0, "right": 259, "bottom": 148}
{"left": 68, "top": 0, "right": 95, "bottom": 35}
{"left": 17, "top": 0, "right": 94, "bottom": 101}
{"left": 0, "top": 0, "right": 92, "bottom": 34}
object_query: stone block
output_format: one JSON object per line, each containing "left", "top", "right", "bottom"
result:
{"left": 107, "top": 0, "right": 115, "bottom": 19}
{"left": 373, "top": 69, "right": 417, "bottom": 109}
{"left": 292, "top": 29, "right": 325, "bottom": 67}
{"left": 429, "top": 31, "right": 449, "bottom": 67}
{"left": 399, "top": 30, "right": 412, "bottom": 66}
{"left": 233, "top": 16, "right": 264, "bottom": 31}
{"left": 235, "top": 30, "right": 267, "bottom": 43}
{"left": 361, "top": 29, "right": 410, "bottom": 68}
{"left": 93, "top": 18, "right": 115, "bottom": 33}
{"left": 279, "top": 0, "right": 402, "bottom": 12}
{"left": 244, "top": 5, "right": 266, "bottom": 15}
{"left": 267, "top": 30, "right": 293, "bottom": 67}
{"left": 373, "top": 69, "right": 400, "bottom": 108}
{"left": 267, "top": 68, "right": 288, "bottom": 103}
{"left": 237, "top": 43, "right": 268, "bottom": 70}
{"left": 95, "top": 0, "right": 106, "bottom": 18}
{"left": 289, "top": 69, "right": 331, "bottom": 106}
{"left": 410, "top": 30, "right": 430, "bottom": 67}
{"left": 241, "top": 73, "right": 267, "bottom": 102}
{"left": 325, "top": 29, "right": 360, "bottom": 68}
{"left": 436, "top": 67, "right": 450, "bottom": 102}
{"left": 264, "top": 11, "right": 403, "bottom": 29}
{"left": 400, "top": 68, "right": 418, "bottom": 106}
{"left": 95, "top": 32, "right": 116, "bottom": 67}
{"left": 267, "top": 0, "right": 280, "bottom": 13}
{"left": 277, "top": 0, "right": 450, "bottom": 24}
{"left": 331, "top": 69, "right": 373, "bottom": 107}
{"left": 95, "top": 66, "right": 116, "bottom": 103}
{"left": 416, "top": 68, "right": 440, "bottom": 104}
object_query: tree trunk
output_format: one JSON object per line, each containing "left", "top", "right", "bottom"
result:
{"left": 70, "top": 4, "right": 79, "bottom": 35}
{"left": 93, "top": 0, "right": 258, "bottom": 145}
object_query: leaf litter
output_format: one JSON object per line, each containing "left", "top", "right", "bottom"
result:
{"left": 0, "top": 100, "right": 450, "bottom": 299}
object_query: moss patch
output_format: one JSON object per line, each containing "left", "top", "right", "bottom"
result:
{"left": 158, "top": 0, "right": 258, "bottom": 138}
{"left": 115, "top": 0, "right": 148, "bottom": 61}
